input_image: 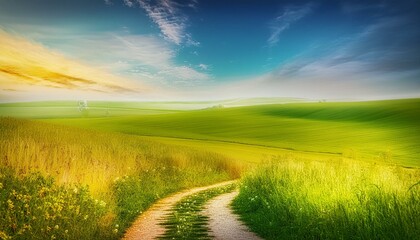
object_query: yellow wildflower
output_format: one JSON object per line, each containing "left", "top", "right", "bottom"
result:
{"left": 7, "top": 200, "right": 14, "bottom": 210}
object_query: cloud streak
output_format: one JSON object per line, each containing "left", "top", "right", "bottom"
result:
{"left": 124, "top": 0, "right": 135, "bottom": 7}
{"left": 94, "top": 33, "right": 209, "bottom": 84}
{"left": 272, "top": 16, "right": 420, "bottom": 79}
{"left": 251, "top": 15, "right": 420, "bottom": 99}
{"left": 268, "top": 4, "right": 313, "bottom": 47}
{"left": 0, "top": 29, "right": 148, "bottom": 95}
{"left": 3, "top": 23, "right": 210, "bottom": 89}
{"left": 134, "top": 0, "right": 196, "bottom": 45}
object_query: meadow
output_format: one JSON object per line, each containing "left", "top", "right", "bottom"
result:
{"left": 0, "top": 117, "right": 240, "bottom": 239}
{"left": 0, "top": 98, "right": 302, "bottom": 119}
{"left": 37, "top": 98, "right": 420, "bottom": 167}
{"left": 1, "top": 98, "right": 419, "bottom": 239}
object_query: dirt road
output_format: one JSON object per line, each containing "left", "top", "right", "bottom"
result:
{"left": 122, "top": 180, "right": 237, "bottom": 240}
{"left": 203, "top": 191, "right": 262, "bottom": 240}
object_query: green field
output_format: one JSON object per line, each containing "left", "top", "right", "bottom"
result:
{"left": 0, "top": 97, "right": 303, "bottom": 119}
{"left": 1, "top": 98, "right": 419, "bottom": 239}
{"left": 13, "top": 98, "right": 418, "bottom": 167}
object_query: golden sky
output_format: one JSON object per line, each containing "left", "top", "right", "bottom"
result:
{"left": 0, "top": 30, "right": 152, "bottom": 101}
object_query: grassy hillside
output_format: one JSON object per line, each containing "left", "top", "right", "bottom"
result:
{"left": 145, "top": 136, "right": 343, "bottom": 165}
{"left": 40, "top": 99, "right": 420, "bottom": 167}
{"left": 0, "top": 101, "right": 182, "bottom": 119}
{"left": 0, "top": 117, "right": 240, "bottom": 239}
{"left": 0, "top": 98, "right": 305, "bottom": 119}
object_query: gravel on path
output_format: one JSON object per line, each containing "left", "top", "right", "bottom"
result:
{"left": 203, "top": 191, "right": 262, "bottom": 240}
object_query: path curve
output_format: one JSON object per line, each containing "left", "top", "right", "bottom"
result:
{"left": 203, "top": 191, "right": 262, "bottom": 240}
{"left": 122, "top": 180, "right": 237, "bottom": 240}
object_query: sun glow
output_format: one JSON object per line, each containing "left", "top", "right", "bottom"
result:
{"left": 0, "top": 30, "right": 151, "bottom": 101}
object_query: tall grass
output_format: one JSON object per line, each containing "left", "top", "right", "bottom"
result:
{"left": 0, "top": 117, "right": 241, "bottom": 239}
{"left": 233, "top": 157, "right": 420, "bottom": 239}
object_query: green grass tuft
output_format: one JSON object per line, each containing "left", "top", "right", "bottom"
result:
{"left": 159, "top": 184, "right": 236, "bottom": 239}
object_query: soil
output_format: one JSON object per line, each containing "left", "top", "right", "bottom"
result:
{"left": 203, "top": 191, "right": 262, "bottom": 240}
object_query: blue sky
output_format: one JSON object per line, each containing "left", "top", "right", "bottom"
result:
{"left": 0, "top": 0, "right": 419, "bottom": 101}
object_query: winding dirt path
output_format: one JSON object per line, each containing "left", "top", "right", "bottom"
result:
{"left": 203, "top": 191, "right": 262, "bottom": 240}
{"left": 122, "top": 180, "right": 237, "bottom": 240}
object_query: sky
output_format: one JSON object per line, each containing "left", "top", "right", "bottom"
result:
{"left": 0, "top": 0, "right": 419, "bottom": 101}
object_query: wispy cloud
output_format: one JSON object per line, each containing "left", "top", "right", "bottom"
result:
{"left": 256, "top": 15, "right": 420, "bottom": 99}
{"left": 0, "top": 29, "right": 149, "bottom": 96}
{"left": 198, "top": 63, "right": 208, "bottom": 71}
{"left": 124, "top": 0, "right": 198, "bottom": 46}
{"left": 272, "top": 16, "right": 420, "bottom": 79}
{"left": 3, "top": 23, "right": 210, "bottom": 88}
{"left": 124, "top": 0, "right": 134, "bottom": 7}
{"left": 100, "top": 32, "right": 211, "bottom": 85}
{"left": 331, "top": 17, "right": 420, "bottom": 75}
{"left": 158, "top": 66, "right": 209, "bottom": 84}
{"left": 268, "top": 4, "right": 313, "bottom": 47}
